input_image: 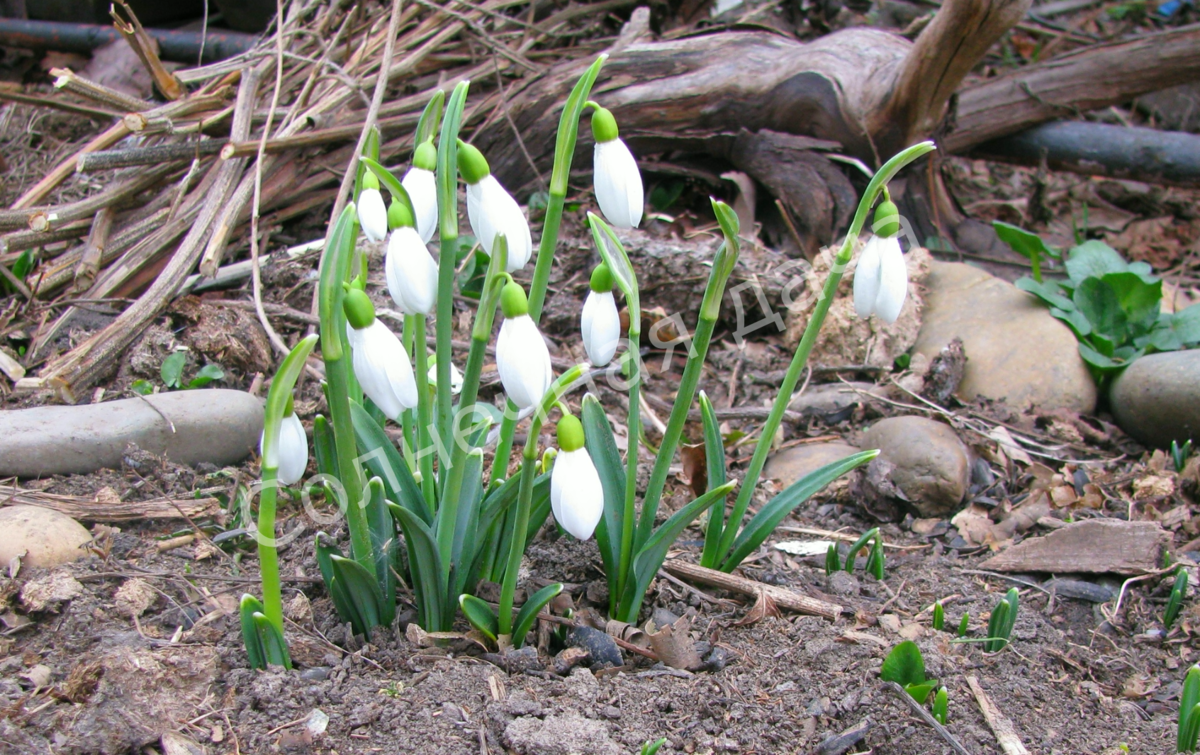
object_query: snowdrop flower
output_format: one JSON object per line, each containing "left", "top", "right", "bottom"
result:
{"left": 261, "top": 398, "right": 308, "bottom": 486}
{"left": 384, "top": 199, "right": 438, "bottom": 316}
{"left": 853, "top": 200, "right": 908, "bottom": 324}
{"left": 496, "top": 280, "right": 553, "bottom": 411}
{"left": 343, "top": 288, "right": 418, "bottom": 419}
{"left": 459, "top": 141, "right": 533, "bottom": 272}
{"left": 427, "top": 357, "right": 463, "bottom": 395}
{"left": 590, "top": 104, "right": 643, "bottom": 229}
{"left": 581, "top": 263, "right": 620, "bottom": 367}
{"left": 356, "top": 172, "right": 388, "bottom": 243}
{"left": 402, "top": 139, "right": 438, "bottom": 244}
{"left": 550, "top": 413, "right": 604, "bottom": 541}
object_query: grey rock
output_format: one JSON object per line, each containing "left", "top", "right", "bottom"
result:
{"left": 1044, "top": 578, "right": 1115, "bottom": 604}
{"left": 826, "top": 570, "right": 859, "bottom": 596}
{"left": 765, "top": 442, "right": 861, "bottom": 488}
{"left": 0, "top": 389, "right": 264, "bottom": 477}
{"left": 299, "top": 667, "right": 329, "bottom": 681}
{"left": 913, "top": 261, "right": 1097, "bottom": 412}
{"left": 789, "top": 382, "right": 877, "bottom": 418}
{"left": 859, "top": 416, "right": 970, "bottom": 517}
{"left": 565, "top": 626, "right": 623, "bottom": 668}
{"left": 1109, "top": 350, "right": 1200, "bottom": 448}
{"left": 0, "top": 506, "right": 91, "bottom": 568}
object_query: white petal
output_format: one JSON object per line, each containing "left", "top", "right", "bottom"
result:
{"left": 357, "top": 189, "right": 388, "bottom": 243}
{"left": 853, "top": 236, "right": 884, "bottom": 319}
{"left": 386, "top": 227, "right": 438, "bottom": 315}
{"left": 873, "top": 236, "right": 908, "bottom": 324}
{"left": 276, "top": 413, "right": 309, "bottom": 485}
{"left": 348, "top": 321, "right": 418, "bottom": 418}
{"left": 594, "top": 139, "right": 643, "bottom": 229}
{"left": 496, "top": 315, "right": 553, "bottom": 410}
{"left": 467, "top": 176, "right": 533, "bottom": 272}
{"left": 551, "top": 449, "right": 604, "bottom": 540}
{"left": 581, "top": 290, "right": 620, "bottom": 367}
{"left": 428, "top": 360, "right": 464, "bottom": 395}
{"left": 401, "top": 167, "right": 439, "bottom": 244}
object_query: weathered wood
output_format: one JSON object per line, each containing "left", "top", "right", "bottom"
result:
{"left": 0, "top": 486, "right": 221, "bottom": 522}
{"left": 967, "top": 675, "right": 1030, "bottom": 755}
{"left": 663, "top": 559, "right": 843, "bottom": 620}
{"left": 979, "top": 519, "right": 1168, "bottom": 575}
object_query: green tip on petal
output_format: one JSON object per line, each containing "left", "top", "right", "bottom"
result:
{"left": 500, "top": 280, "right": 529, "bottom": 318}
{"left": 556, "top": 413, "right": 585, "bottom": 452}
{"left": 362, "top": 171, "right": 380, "bottom": 191}
{"left": 590, "top": 105, "right": 619, "bottom": 143}
{"left": 343, "top": 288, "right": 376, "bottom": 330}
{"left": 873, "top": 200, "right": 900, "bottom": 238}
{"left": 589, "top": 263, "right": 614, "bottom": 293}
{"left": 414, "top": 139, "right": 437, "bottom": 171}
{"left": 457, "top": 140, "right": 490, "bottom": 185}
{"left": 388, "top": 197, "right": 415, "bottom": 229}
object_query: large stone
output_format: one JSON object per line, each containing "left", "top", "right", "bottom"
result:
{"left": 0, "top": 505, "right": 91, "bottom": 568}
{"left": 858, "top": 416, "right": 970, "bottom": 517}
{"left": 765, "top": 442, "right": 862, "bottom": 488}
{"left": 0, "top": 389, "right": 263, "bottom": 478}
{"left": 1109, "top": 350, "right": 1200, "bottom": 448}
{"left": 912, "top": 261, "right": 1097, "bottom": 412}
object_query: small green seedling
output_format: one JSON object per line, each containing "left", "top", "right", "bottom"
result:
{"left": 158, "top": 350, "right": 225, "bottom": 391}
{"left": 932, "top": 686, "right": 949, "bottom": 725}
{"left": 1165, "top": 568, "right": 1189, "bottom": 630}
{"left": 985, "top": 588, "right": 1020, "bottom": 652}
{"left": 825, "top": 543, "right": 841, "bottom": 575}
{"left": 866, "top": 535, "right": 886, "bottom": 581}
{"left": 957, "top": 612, "right": 969, "bottom": 637}
{"left": 932, "top": 601, "right": 944, "bottom": 631}
{"left": 880, "top": 640, "right": 936, "bottom": 704}
{"left": 641, "top": 737, "right": 667, "bottom": 755}
{"left": 843, "top": 527, "right": 879, "bottom": 574}
{"left": 1179, "top": 665, "right": 1200, "bottom": 752}
{"left": 1172, "top": 440, "right": 1194, "bottom": 474}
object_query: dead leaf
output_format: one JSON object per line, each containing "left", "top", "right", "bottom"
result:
{"left": 1134, "top": 475, "right": 1175, "bottom": 501}
{"left": 647, "top": 614, "right": 703, "bottom": 670}
{"left": 988, "top": 426, "right": 1033, "bottom": 466}
{"left": 734, "top": 590, "right": 781, "bottom": 627}
{"left": 952, "top": 503, "right": 994, "bottom": 546}
{"left": 680, "top": 443, "right": 708, "bottom": 498}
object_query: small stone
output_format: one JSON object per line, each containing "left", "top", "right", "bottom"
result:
{"left": 0, "top": 389, "right": 264, "bottom": 478}
{"left": 912, "top": 261, "right": 1097, "bottom": 412}
{"left": 565, "top": 626, "right": 623, "bottom": 668}
{"left": 299, "top": 667, "right": 329, "bottom": 681}
{"left": 1109, "top": 350, "right": 1200, "bottom": 449}
{"left": 788, "top": 382, "right": 878, "bottom": 418}
{"left": 858, "top": 416, "right": 970, "bottom": 517}
{"left": 0, "top": 506, "right": 91, "bottom": 568}
{"left": 764, "top": 442, "right": 862, "bottom": 488}
{"left": 827, "top": 571, "right": 859, "bottom": 596}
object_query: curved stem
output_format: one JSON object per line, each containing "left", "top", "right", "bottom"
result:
{"left": 257, "top": 469, "right": 283, "bottom": 632}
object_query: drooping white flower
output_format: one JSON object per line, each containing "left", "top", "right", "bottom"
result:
{"left": 496, "top": 281, "right": 553, "bottom": 411}
{"left": 343, "top": 289, "right": 418, "bottom": 419}
{"left": 581, "top": 263, "right": 620, "bottom": 367}
{"left": 275, "top": 412, "right": 309, "bottom": 485}
{"left": 550, "top": 415, "right": 604, "bottom": 541}
{"left": 357, "top": 173, "right": 388, "bottom": 243}
{"left": 428, "top": 359, "right": 463, "bottom": 395}
{"left": 402, "top": 139, "right": 439, "bottom": 244}
{"left": 385, "top": 226, "right": 438, "bottom": 315}
{"left": 853, "top": 201, "right": 908, "bottom": 324}
{"left": 459, "top": 141, "right": 533, "bottom": 272}
{"left": 591, "top": 104, "right": 643, "bottom": 229}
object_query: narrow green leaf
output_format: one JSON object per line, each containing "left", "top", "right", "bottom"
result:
{"left": 313, "top": 415, "right": 340, "bottom": 478}
{"left": 458, "top": 594, "right": 499, "bottom": 642}
{"left": 722, "top": 452, "right": 878, "bottom": 572}
{"left": 550, "top": 56, "right": 606, "bottom": 196}
{"left": 843, "top": 525, "right": 880, "bottom": 574}
{"left": 582, "top": 394, "right": 625, "bottom": 586}
{"left": 451, "top": 450, "right": 486, "bottom": 597}
{"left": 957, "top": 612, "right": 969, "bottom": 637}
{"left": 932, "top": 601, "right": 944, "bottom": 631}
{"left": 414, "top": 89, "right": 444, "bottom": 147}
{"left": 1016, "top": 277, "right": 1074, "bottom": 311}
{"left": 1181, "top": 666, "right": 1200, "bottom": 751}
{"left": 330, "top": 555, "right": 387, "bottom": 636}
{"left": 389, "top": 502, "right": 446, "bottom": 631}
{"left": 239, "top": 594, "right": 267, "bottom": 670}
{"left": 363, "top": 477, "right": 397, "bottom": 626}
{"left": 824, "top": 543, "right": 840, "bottom": 575}
{"left": 933, "top": 687, "right": 949, "bottom": 725}
{"left": 620, "top": 482, "right": 736, "bottom": 623}
{"left": 253, "top": 612, "right": 292, "bottom": 668}
{"left": 1166, "top": 569, "right": 1188, "bottom": 629}
{"left": 512, "top": 583, "right": 563, "bottom": 649}
{"left": 698, "top": 391, "right": 728, "bottom": 569}
{"left": 1183, "top": 703, "right": 1200, "bottom": 752}
{"left": 350, "top": 401, "right": 429, "bottom": 524}
{"left": 880, "top": 640, "right": 926, "bottom": 687}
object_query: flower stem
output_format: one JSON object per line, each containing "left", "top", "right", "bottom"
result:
{"left": 714, "top": 141, "right": 936, "bottom": 570}
{"left": 615, "top": 338, "right": 640, "bottom": 612}
{"left": 257, "top": 469, "right": 283, "bottom": 632}
{"left": 413, "top": 314, "right": 435, "bottom": 513}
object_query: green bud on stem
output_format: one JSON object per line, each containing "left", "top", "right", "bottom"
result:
{"left": 590, "top": 263, "right": 614, "bottom": 293}
{"left": 457, "top": 140, "right": 491, "bottom": 185}
{"left": 500, "top": 280, "right": 529, "bottom": 318}
{"left": 343, "top": 288, "right": 376, "bottom": 330}
{"left": 556, "top": 413, "right": 585, "bottom": 452}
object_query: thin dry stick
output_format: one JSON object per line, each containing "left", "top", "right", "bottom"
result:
{"left": 329, "top": 0, "right": 406, "bottom": 224}
{"left": 663, "top": 559, "right": 843, "bottom": 620}
{"left": 882, "top": 681, "right": 972, "bottom": 755}
{"left": 966, "top": 675, "right": 1029, "bottom": 755}
{"left": 73, "top": 206, "right": 115, "bottom": 290}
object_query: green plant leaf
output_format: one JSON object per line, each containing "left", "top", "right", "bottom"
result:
{"left": 1016, "top": 277, "right": 1074, "bottom": 310}
{"left": 994, "top": 221, "right": 1057, "bottom": 261}
{"left": 239, "top": 594, "right": 267, "bottom": 669}
{"left": 1183, "top": 703, "right": 1200, "bottom": 753}
{"left": 187, "top": 363, "right": 224, "bottom": 388}
{"left": 1048, "top": 306, "right": 1093, "bottom": 338}
{"left": 131, "top": 379, "right": 154, "bottom": 396}
{"left": 1165, "top": 569, "right": 1188, "bottom": 630}
{"left": 161, "top": 351, "right": 186, "bottom": 389}
{"left": 698, "top": 391, "right": 728, "bottom": 569}
{"left": 458, "top": 594, "right": 499, "bottom": 642}
{"left": 450, "top": 450, "right": 486, "bottom": 597}
{"left": 1102, "top": 271, "right": 1162, "bottom": 332}
{"left": 905, "top": 683, "right": 935, "bottom": 705}
{"left": 388, "top": 502, "right": 445, "bottom": 631}
{"left": 721, "top": 451, "right": 878, "bottom": 572}
{"left": 586, "top": 213, "right": 640, "bottom": 324}
{"left": 253, "top": 611, "right": 292, "bottom": 668}
{"left": 880, "top": 640, "right": 926, "bottom": 687}
{"left": 1065, "top": 240, "right": 1128, "bottom": 283}
{"left": 844, "top": 526, "right": 881, "bottom": 574}
{"left": 414, "top": 89, "right": 444, "bottom": 147}
{"left": 351, "top": 400, "right": 430, "bottom": 524}
{"left": 363, "top": 477, "right": 397, "bottom": 626}
{"left": 620, "top": 481, "right": 736, "bottom": 623}
{"left": 1078, "top": 341, "right": 1136, "bottom": 373}
{"left": 933, "top": 687, "right": 948, "bottom": 725}
{"left": 329, "top": 554, "right": 387, "bottom": 637}
{"left": 312, "top": 415, "right": 339, "bottom": 478}
{"left": 582, "top": 394, "right": 625, "bottom": 589}
{"left": 512, "top": 582, "right": 563, "bottom": 649}
{"left": 1181, "top": 666, "right": 1200, "bottom": 751}
{"left": 1074, "top": 277, "right": 1126, "bottom": 341}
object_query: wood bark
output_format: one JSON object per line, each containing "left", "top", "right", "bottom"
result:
{"left": 663, "top": 559, "right": 843, "bottom": 620}
{"left": 0, "top": 488, "right": 221, "bottom": 522}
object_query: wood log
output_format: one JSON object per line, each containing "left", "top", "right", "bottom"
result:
{"left": 663, "top": 559, "right": 843, "bottom": 620}
{"left": 979, "top": 519, "right": 1168, "bottom": 575}
{"left": 0, "top": 486, "right": 221, "bottom": 522}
